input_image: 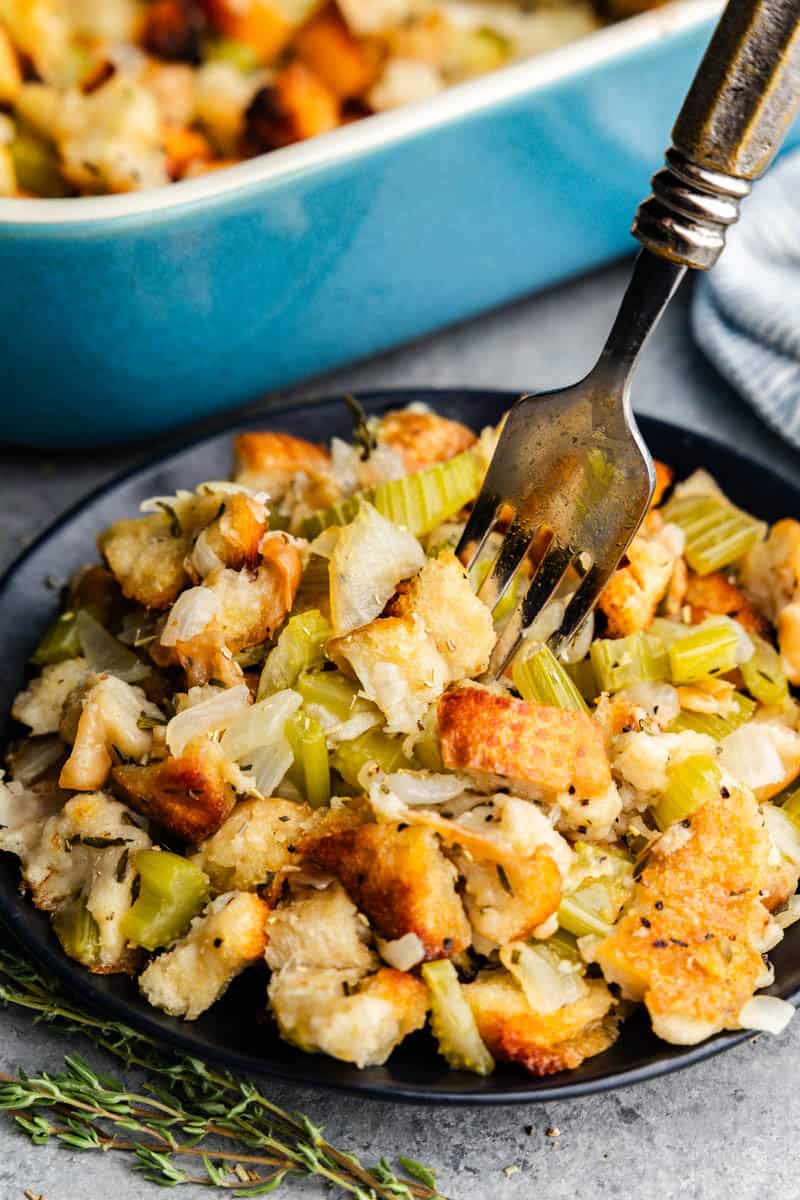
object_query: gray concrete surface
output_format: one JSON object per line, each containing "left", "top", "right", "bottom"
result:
{"left": 1, "top": 259, "right": 798, "bottom": 1200}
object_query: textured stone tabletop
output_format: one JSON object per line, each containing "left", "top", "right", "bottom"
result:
{"left": 1, "top": 260, "right": 798, "bottom": 1200}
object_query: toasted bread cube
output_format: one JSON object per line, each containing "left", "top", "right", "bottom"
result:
{"left": 192, "top": 795, "right": 315, "bottom": 891}
{"left": 464, "top": 971, "right": 619, "bottom": 1076}
{"left": 99, "top": 512, "right": 191, "bottom": 610}
{"left": 385, "top": 551, "right": 495, "bottom": 681}
{"left": 684, "top": 570, "right": 769, "bottom": 637}
{"left": 139, "top": 891, "right": 268, "bottom": 1019}
{"left": 0, "top": 24, "right": 22, "bottom": 105}
{"left": 295, "top": 8, "right": 377, "bottom": 98}
{"left": 302, "top": 822, "right": 471, "bottom": 959}
{"left": 112, "top": 739, "right": 236, "bottom": 844}
{"left": 594, "top": 786, "right": 772, "bottom": 1045}
{"left": 233, "top": 430, "right": 331, "bottom": 498}
{"left": 59, "top": 676, "right": 161, "bottom": 792}
{"left": 269, "top": 963, "right": 428, "bottom": 1067}
{"left": 203, "top": 549, "right": 303, "bottom": 653}
{"left": 650, "top": 460, "right": 673, "bottom": 509}
{"left": 265, "top": 880, "right": 376, "bottom": 973}
{"left": 199, "top": 492, "right": 268, "bottom": 573}
{"left": 375, "top": 407, "right": 476, "bottom": 473}
{"left": 330, "top": 615, "right": 449, "bottom": 735}
{"left": 438, "top": 687, "right": 613, "bottom": 803}
{"left": 203, "top": 0, "right": 299, "bottom": 63}
{"left": 12, "top": 658, "right": 89, "bottom": 736}
{"left": 598, "top": 526, "right": 678, "bottom": 636}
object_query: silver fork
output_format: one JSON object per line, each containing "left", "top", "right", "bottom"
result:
{"left": 459, "top": 0, "right": 800, "bottom": 678}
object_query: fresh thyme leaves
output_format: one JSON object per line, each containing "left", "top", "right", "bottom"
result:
{"left": 343, "top": 395, "right": 377, "bottom": 462}
{"left": 137, "top": 713, "right": 167, "bottom": 731}
{"left": 0, "top": 947, "right": 445, "bottom": 1199}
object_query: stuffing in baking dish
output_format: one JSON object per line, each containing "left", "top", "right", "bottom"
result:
{"left": 3, "top": 400, "right": 800, "bottom": 1076}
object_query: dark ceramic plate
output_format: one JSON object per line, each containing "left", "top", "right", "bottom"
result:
{"left": 1, "top": 388, "right": 798, "bottom": 1105}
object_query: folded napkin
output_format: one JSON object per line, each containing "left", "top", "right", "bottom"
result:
{"left": 691, "top": 150, "right": 800, "bottom": 449}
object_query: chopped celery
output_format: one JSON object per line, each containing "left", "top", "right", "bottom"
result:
{"left": 667, "top": 617, "right": 739, "bottom": 684}
{"left": 741, "top": 634, "right": 789, "bottom": 707}
{"left": 421, "top": 959, "right": 495, "bottom": 1075}
{"left": 544, "top": 927, "right": 582, "bottom": 962}
{"left": 120, "top": 850, "right": 210, "bottom": 952}
{"left": 11, "top": 131, "right": 71, "bottom": 196}
{"left": 413, "top": 705, "right": 443, "bottom": 772}
{"left": 257, "top": 610, "right": 331, "bottom": 699}
{"left": 331, "top": 728, "right": 411, "bottom": 788}
{"left": 474, "top": 558, "right": 518, "bottom": 624}
{"left": 652, "top": 753, "right": 721, "bottom": 832}
{"left": 558, "top": 843, "right": 634, "bottom": 938}
{"left": 668, "top": 691, "right": 756, "bottom": 738}
{"left": 204, "top": 35, "right": 261, "bottom": 72}
{"left": 52, "top": 895, "right": 99, "bottom": 967}
{"left": 30, "top": 610, "right": 82, "bottom": 665}
{"left": 286, "top": 710, "right": 330, "bottom": 808}
{"left": 565, "top": 658, "right": 599, "bottom": 703}
{"left": 781, "top": 787, "right": 800, "bottom": 833}
{"left": 659, "top": 493, "right": 764, "bottom": 575}
{"left": 589, "top": 632, "right": 669, "bottom": 693}
{"left": 512, "top": 642, "right": 588, "bottom": 712}
{"left": 295, "top": 669, "right": 366, "bottom": 722}
{"left": 301, "top": 451, "right": 481, "bottom": 539}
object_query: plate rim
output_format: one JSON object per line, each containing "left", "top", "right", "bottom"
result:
{"left": 0, "top": 386, "right": 796, "bottom": 1106}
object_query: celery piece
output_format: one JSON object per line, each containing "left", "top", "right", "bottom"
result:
{"left": 286, "top": 710, "right": 330, "bottom": 808}
{"left": 669, "top": 691, "right": 756, "bottom": 739}
{"left": 667, "top": 617, "right": 739, "bottom": 684}
{"left": 512, "top": 642, "right": 588, "bottom": 712}
{"left": 741, "top": 634, "right": 789, "bottom": 708}
{"left": 30, "top": 610, "right": 82, "bottom": 665}
{"left": 558, "top": 843, "right": 634, "bottom": 938}
{"left": 544, "top": 927, "right": 582, "bottom": 962}
{"left": 474, "top": 558, "right": 518, "bottom": 624}
{"left": 121, "top": 850, "right": 210, "bottom": 952}
{"left": 331, "top": 728, "right": 411, "bottom": 788}
{"left": 204, "top": 35, "right": 261, "bottom": 72}
{"left": 565, "top": 658, "right": 599, "bottom": 703}
{"left": 660, "top": 493, "right": 764, "bottom": 575}
{"left": 52, "top": 896, "right": 99, "bottom": 967}
{"left": 652, "top": 753, "right": 721, "bottom": 832}
{"left": 414, "top": 705, "right": 443, "bottom": 772}
{"left": 10, "top": 131, "right": 71, "bottom": 197}
{"left": 301, "top": 451, "right": 481, "bottom": 539}
{"left": 258, "top": 610, "right": 331, "bottom": 699}
{"left": 421, "top": 959, "right": 495, "bottom": 1075}
{"left": 780, "top": 787, "right": 800, "bottom": 833}
{"left": 295, "top": 669, "right": 365, "bottom": 723}
{"left": 590, "top": 632, "right": 669, "bottom": 693}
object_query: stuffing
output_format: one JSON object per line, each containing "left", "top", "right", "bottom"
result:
{"left": 193, "top": 795, "right": 327, "bottom": 891}
{"left": 301, "top": 822, "right": 471, "bottom": 959}
{"left": 59, "top": 675, "right": 162, "bottom": 792}
{"left": 777, "top": 603, "right": 800, "bottom": 687}
{"left": 206, "top": 546, "right": 303, "bottom": 651}
{"left": 139, "top": 891, "right": 268, "bottom": 1019}
{"left": 0, "top": 791, "right": 150, "bottom": 971}
{"left": 268, "top": 964, "right": 428, "bottom": 1067}
{"left": 192, "top": 492, "right": 269, "bottom": 576}
{"left": 385, "top": 551, "right": 496, "bottom": 681}
{"left": 612, "top": 729, "right": 715, "bottom": 800}
{"left": 111, "top": 739, "right": 236, "bottom": 843}
{"left": 463, "top": 971, "right": 619, "bottom": 1075}
{"left": 742, "top": 519, "right": 800, "bottom": 682}
{"left": 719, "top": 722, "right": 800, "bottom": 802}
{"left": 684, "top": 571, "right": 769, "bottom": 637}
{"left": 374, "top": 407, "right": 476, "bottom": 473}
{"left": 233, "top": 431, "right": 331, "bottom": 499}
{"left": 651, "top": 460, "right": 673, "bottom": 509}
{"left": 99, "top": 511, "right": 196, "bottom": 610}
{"left": 438, "top": 687, "right": 614, "bottom": 806}
{"left": 12, "top": 658, "right": 89, "bottom": 736}
{"left": 264, "top": 881, "right": 376, "bottom": 973}
{"left": 598, "top": 524, "right": 679, "bottom": 636}
{"left": 594, "top": 785, "right": 772, "bottom": 1044}
{"left": 330, "top": 615, "right": 450, "bottom": 735}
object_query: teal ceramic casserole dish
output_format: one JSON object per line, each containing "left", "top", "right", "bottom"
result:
{"left": 1, "top": 0, "right": 796, "bottom": 449}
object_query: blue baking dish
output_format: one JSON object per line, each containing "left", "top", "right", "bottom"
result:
{"left": 1, "top": 0, "right": 797, "bottom": 449}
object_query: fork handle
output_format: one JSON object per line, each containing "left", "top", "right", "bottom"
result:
{"left": 632, "top": 0, "right": 800, "bottom": 270}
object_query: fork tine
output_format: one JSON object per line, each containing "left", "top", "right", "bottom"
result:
{"left": 475, "top": 517, "right": 537, "bottom": 612}
{"left": 488, "top": 542, "right": 574, "bottom": 677}
{"left": 456, "top": 490, "right": 502, "bottom": 572}
{"left": 548, "top": 557, "right": 617, "bottom": 656}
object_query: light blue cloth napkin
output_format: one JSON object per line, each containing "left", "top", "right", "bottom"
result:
{"left": 691, "top": 150, "right": 800, "bottom": 449}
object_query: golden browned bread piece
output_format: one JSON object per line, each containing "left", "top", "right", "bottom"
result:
{"left": 456, "top": 847, "right": 563, "bottom": 946}
{"left": 464, "top": 972, "right": 619, "bottom": 1075}
{"left": 598, "top": 527, "right": 677, "bottom": 636}
{"left": 111, "top": 739, "right": 236, "bottom": 843}
{"left": 684, "top": 571, "right": 770, "bottom": 637}
{"left": 375, "top": 408, "right": 476, "bottom": 473}
{"left": 594, "top": 786, "right": 772, "bottom": 1045}
{"left": 651, "top": 460, "right": 674, "bottom": 509}
{"left": 301, "top": 822, "right": 471, "bottom": 959}
{"left": 438, "top": 687, "right": 612, "bottom": 802}
{"left": 233, "top": 431, "right": 331, "bottom": 497}
{"left": 201, "top": 492, "right": 269, "bottom": 572}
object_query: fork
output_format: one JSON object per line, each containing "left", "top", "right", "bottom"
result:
{"left": 459, "top": 0, "right": 800, "bottom": 678}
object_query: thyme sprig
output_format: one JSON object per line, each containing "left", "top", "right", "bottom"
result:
{"left": 0, "top": 947, "right": 445, "bottom": 1198}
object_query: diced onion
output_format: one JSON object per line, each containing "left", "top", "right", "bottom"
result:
{"left": 383, "top": 770, "right": 467, "bottom": 807}
{"left": 776, "top": 894, "right": 800, "bottom": 930}
{"left": 499, "top": 942, "right": 586, "bottom": 1014}
{"left": 160, "top": 586, "right": 221, "bottom": 646}
{"left": 166, "top": 683, "right": 250, "bottom": 757}
{"left": 220, "top": 689, "right": 302, "bottom": 762}
{"left": 189, "top": 529, "right": 224, "bottom": 579}
{"left": 7, "top": 735, "right": 65, "bottom": 785}
{"left": 76, "top": 610, "right": 149, "bottom": 682}
{"left": 378, "top": 932, "right": 426, "bottom": 972}
{"left": 621, "top": 682, "right": 680, "bottom": 727}
{"left": 738, "top": 995, "right": 794, "bottom": 1035}
{"left": 329, "top": 502, "right": 426, "bottom": 636}
{"left": 248, "top": 739, "right": 294, "bottom": 797}
{"left": 719, "top": 726, "right": 787, "bottom": 791}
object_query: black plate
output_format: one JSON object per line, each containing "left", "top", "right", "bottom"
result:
{"left": 1, "top": 388, "right": 798, "bottom": 1105}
